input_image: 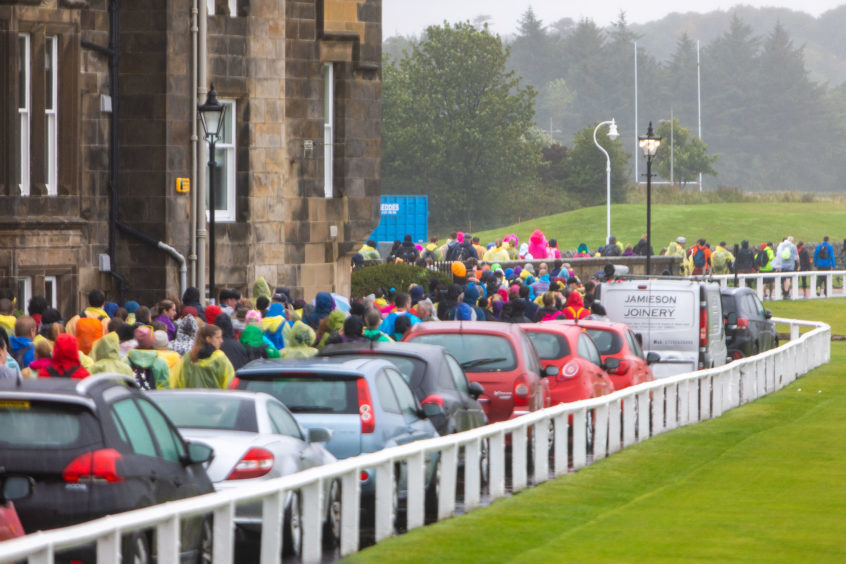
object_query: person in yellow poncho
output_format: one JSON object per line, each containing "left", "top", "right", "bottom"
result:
{"left": 89, "top": 331, "right": 133, "bottom": 377}
{"left": 170, "top": 324, "right": 235, "bottom": 389}
{"left": 280, "top": 321, "right": 318, "bottom": 359}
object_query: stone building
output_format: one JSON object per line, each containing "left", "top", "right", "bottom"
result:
{"left": 0, "top": 0, "right": 381, "bottom": 318}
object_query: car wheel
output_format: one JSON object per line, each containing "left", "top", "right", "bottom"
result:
{"left": 391, "top": 468, "right": 402, "bottom": 533}
{"left": 197, "top": 517, "right": 213, "bottom": 564}
{"left": 425, "top": 459, "right": 440, "bottom": 522}
{"left": 479, "top": 437, "right": 490, "bottom": 490}
{"left": 283, "top": 491, "right": 303, "bottom": 557}
{"left": 323, "top": 479, "right": 342, "bottom": 549}
{"left": 123, "top": 532, "right": 151, "bottom": 564}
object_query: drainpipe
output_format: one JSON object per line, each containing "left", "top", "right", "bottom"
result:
{"left": 117, "top": 222, "right": 187, "bottom": 296}
{"left": 196, "top": 0, "right": 209, "bottom": 303}
{"left": 81, "top": 0, "right": 126, "bottom": 303}
{"left": 190, "top": 0, "right": 199, "bottom": 287}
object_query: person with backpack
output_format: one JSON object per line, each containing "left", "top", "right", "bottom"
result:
{"left": 395, "top": 234, "right": 420, "bottom": 264}
{"left": 776, "top": 236, "right": 799, "bottom": 298}
{"left": 688, "top": 239, "right": 712, "bottom": 276}
{"left": 10, "top": 316, "right": 37, "bottom": 371}
{"left": 126, "top": 326, "right": 171, "bottom": 389}
{"left": 758, "top": 242, "right": 776, "bottom": 299}
{"left": 798, "top": 241, "right": 812, "bottom": 298}
{"left": 38, "top": 334, "right": 89, "bottom": 379}
{"left": 65, "top": 289, "right": 110, "bottom": 338}
{"left": 240, "top": 324, "right": 281, "bottom": 362}
{"left": 814, "top": 235, "right": 836, "bottom": 296}
{"left": 89, "top": 332, "right": 134, "bottom": 378}
{"left": 734, "top": 240, "right": 757, "bottom": 274}
{"left": 561, "top": 290, "right": 590, "bottom": 320}
{"left": 710, "top": 242, "right": 735, "bottom": 275}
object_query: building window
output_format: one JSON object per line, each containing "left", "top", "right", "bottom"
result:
{"left": 44, "top": 276, "right": 58, "bottom": 309}
{"left": 17, "top": 34, "right": 31, "bottom": 197}
{"left": 208, "top": 99, "right": 236, "bottom": 222}
{"left": 45, "top": 36, "right": 58, "bottom": 196}
{"left": 323, "top": 63, "right": 334, "bottom": 199}
{"left": 15, "top": 278, "right": 31, "bottom": 314}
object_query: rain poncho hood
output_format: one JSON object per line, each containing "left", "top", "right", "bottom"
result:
{"left": 280, "top": 321, "right": 318, "bottom": 358}
{"left": 240, "top": 325, "right": 281, "bottom": 359}
{"left": 528, "top": 230, "right": 549, "bottom": 260}
{"left": 89, "top": 333, "right": 133, "bottom": 377}
{"left": 170, "top": 315, "right": 199, "bottom": 356}
{"left": 39, "top": 334, "right": 89, "bottom": 379}
{"left": 253, "top": 276, "right": 272, "bottom": 300}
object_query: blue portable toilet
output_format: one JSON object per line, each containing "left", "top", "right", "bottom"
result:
{"left": 370, "top": 195, "right": 428, "bottom": 244}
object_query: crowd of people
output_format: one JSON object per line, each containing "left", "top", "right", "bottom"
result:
{"left": 358, "top": 229, "right": 839, "bottom": 301}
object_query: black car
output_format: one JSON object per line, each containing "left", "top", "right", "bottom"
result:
{"left": 0, "top": 374, "right": 215, "bottom": 562}
{"left": 319, "top": 341, "right": 488, "bottom": 436}
{"left": 721, "top": 287, "right": 779, "bottom": 359}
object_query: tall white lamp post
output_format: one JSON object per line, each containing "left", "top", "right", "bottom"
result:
{"left": 593, "top": 119, "right": 620, "bottom": 244}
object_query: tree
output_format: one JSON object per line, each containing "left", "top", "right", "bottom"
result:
{"left": 653, "top": 119, "right": 717, "bottom": 186}
{"left": 382, "top": 22, "right": 541, "bottom": 230}
{"left": 559, "top": 124, "right": 630, "bottom": 208}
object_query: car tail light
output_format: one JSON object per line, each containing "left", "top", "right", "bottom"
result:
{"left": 421, "top": 394, "right": 444, "bottom": 408}
{"left": 513, "top": 377, "right": 530, "bottom": 407}
{"left": 736, "top": 317, "right": 749, "bottom": 329}
{"left": 360, "top": 471, "right": 370, "bottom": 483}
{"left": 227, "top": 447, "right": 274, "bottom": 480}
{"left": 558, "top": 361, "right": 579, "bottom": 381}
{"left": 228, "top": 376, "right": 240, "bottom": 389}
{"left": 63, "top": 448, "right": 124, "bottom": 483}
{"left": 732, "top": 351, "right": 744, "bottom": 360}
{"left": 699, "top": 305, "right": 708, "bottom": 347}
{"left": 357, "top": 378, "right": 376, "bottom": 434}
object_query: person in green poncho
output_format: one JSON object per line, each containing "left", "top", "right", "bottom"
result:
{"left": 279, "top": 321, "right": 318, "bottom": 359}
{"left": 126, "top": 325, "right": 173, "bottom": 389}
{"left": 170, "top": 324, "right": 235, "bottom": 389}
{"left": 89, "top": 331, "right": 133, "bottom": 377}
{"left": 240, "top": 324, "right": 280, "bottom": 362}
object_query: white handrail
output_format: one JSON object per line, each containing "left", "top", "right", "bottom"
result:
{"left": 0, "top": 318, "right": 830, "bottom": 564}
{"left": 709, "top": 270, "right": 845, "bottom": 301}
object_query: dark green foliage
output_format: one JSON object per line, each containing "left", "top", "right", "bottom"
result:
{"left": 351, "top": 264, "right": 452, "bottom": 299}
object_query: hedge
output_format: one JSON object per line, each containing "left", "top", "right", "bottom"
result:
{"left": 351, "top": 263, "right": 452, "bottom": 298}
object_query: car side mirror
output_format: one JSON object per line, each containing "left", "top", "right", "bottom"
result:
{"left": 646, "top": 352, "right": 660, "bottom": 365}
{"left": 307, "top": 427, "right": 332, "bottom": 443}
{"left": 421, "top": 399, "right": 446, "bottom": 419}
{"left": 543, "top": 365, "right": 559, "bottom": 378}
{"left": 467, "top": 381, "right": 484, "bottom": 399}
{"left": 0, "top": 476, "right": 33, "bottom": 503}
{"left": 602, "top": 357, "right": 620, "bottom": 373}
{"left": 765, "top": 309, "right": 772, "bottom": 319}
{"left": 185, "top": 442, "right": 214, "bottom": 465}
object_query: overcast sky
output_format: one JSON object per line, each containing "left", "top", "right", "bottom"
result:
{"left": 383, "top": 1, "right": 846, "bottom": 37}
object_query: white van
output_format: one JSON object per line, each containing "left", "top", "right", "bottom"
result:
{"left": 596, "top": 279, "right": 728, "bottom": 379}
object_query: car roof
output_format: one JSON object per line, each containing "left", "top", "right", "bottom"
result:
{"left": 237, "top": 356, "right": 394, "bottom": 376}
{"left": 555, "top": 319, "right": 631, "bottom": 332}
{"left": 720, "top": 287, "right": 755, "bottom": 297}
{"left": 407, "top": 320, "right": 525, "bottom": 336}
{"left": 149, "top": 388, "right": 277, "bottom": 403}
{"left": 320, "top": 341, "right": 448, "bottom": 363}
{"left": 0, "top": 373, "right": 138, "bottom": 410}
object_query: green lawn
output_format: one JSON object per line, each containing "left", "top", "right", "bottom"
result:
{"left": 471, "top": 202, "right": 846, "bottom": 254}
{"left": 347, "top": 301, "right": 846, "bottom": 563}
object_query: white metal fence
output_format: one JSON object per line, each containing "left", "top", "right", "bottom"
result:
{"left": 0, "top": 318, "right": 830, "bottom": 564}
{"left": 711, "top": 269, "right": 845, "bottom": 300}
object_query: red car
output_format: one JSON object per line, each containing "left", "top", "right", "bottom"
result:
{"left": 404, "top": 321, "right": 550, "bottom": 423}
{"left": 560, "top": 320, "right": 658, "bottom": 391}
{"left": 519, "top": 323, "right": 616, "bottom": 405}
{"left": 0, "top": 476, "right": 32, "bottom": 541}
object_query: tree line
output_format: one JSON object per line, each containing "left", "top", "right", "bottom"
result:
{"left": 382, "top": 11, "right": 846, "bottom": 232}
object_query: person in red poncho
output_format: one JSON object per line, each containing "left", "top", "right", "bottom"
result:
{"left": 38, "top": 333, "right": 90, "bottom": 379}
{"left": 561, "top": 291, "right": 590, "bottom": 320}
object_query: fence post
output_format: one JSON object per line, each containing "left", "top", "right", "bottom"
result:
{"left": 666, "top": 383, "right": 678, "bottom": 431}
{"left": 97, "top": 530, "right": 121, "bottom": 564}
{"left": 489, "top": 430, "right": 506, "bottom": 499}
{"left": 608, "top": 399, "right": 621, "bottom": 454}
{"left": 553, "top": 412, "right": 569, "bottom": 476}
{"left": 438, "top": 444, "right": 458, "bottom": 521}
{"left": 699, "top": 374, "right": 711, "bottom": 420}
{"left": 464, "top": 439, "right": 481, "bottom": 510}
{"left": 405, "top": 451, "right": 426, "bottom": 531}
{"left": 302, "top": 479, "right": 324, "bottom": 563}
{"left": 623, "top": 395, "right": 636, "bottom": 447}
{"left": 340, "top": 470, "right": 361, "bottom": 556}
{"left": 374, "top": 461, "right": 394, "bottom": 542}
{"left": 533, "top": 419, "right": 550, "bottom": 485}
{"left": 572, "top": 409, "right": 587, "bottom": 470}
{"left": 512, "top": 427, "right": 528, "bottom": 492}
{"left": 593, "top": 405, "right": 609, "bottom": 461}
{"left": 157, "top": 515, "right": 180, "bottom": 564}
{"left": 636, "top": 391, "right": 650, "bottom": 442}
{"left": 651, "top": 386, "right": 666, "bottom": 436}
{"left": 261, "top": 490, "right": 285, "bottom": 563}
{"left": 213, "top": 501, "right": 235, "bottom": 564}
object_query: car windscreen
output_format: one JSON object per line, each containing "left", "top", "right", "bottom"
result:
{"left": 720, "top": 294, "right": 738, "bottom": 315}
{"left": 152, "top": 395, "right": 258, "bottom": 432}
{"left": 0, "top": 400, "right": 101, "bottom": 449}
{"left": 585, "top": 329, "right": 623, "bottom": 355}
{"left": 409, "top": 334, "right": 516, "bottom": 372}
{"left": 240, "top": 374, "right": 358, "bottom": 414}
{"left": 525, "top": 331, "right": 570, "bottom": 360}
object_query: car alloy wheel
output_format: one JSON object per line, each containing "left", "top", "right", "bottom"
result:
{"left": 283, "top": 491, "right": 303, "bottom": 557}
{"left": 323, "top": 479, "right": 342, "bottom": 548}
{"left": 198, "top": 517, "right": 213, "bottom": 564}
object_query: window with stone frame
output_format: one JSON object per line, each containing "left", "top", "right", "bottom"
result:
{"left": 207, "top": 98, "right": 236, "bottom": 223}
{"left": 17, "top": 33, "right": 31, "bottom": 196}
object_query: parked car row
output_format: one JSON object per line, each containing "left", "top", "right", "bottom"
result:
{"left": 0, "top": 315, "right": 669, "bottom": 557}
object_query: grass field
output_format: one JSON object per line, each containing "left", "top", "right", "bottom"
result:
{"left": 470, "top": 202, "right": 846, "bottom": 254}
{"left": 347, "top": 299, "right": 846, "bottom": 563}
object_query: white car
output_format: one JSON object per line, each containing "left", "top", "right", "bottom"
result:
{"left": 149, "top": 389, "right": 339, "bottom": 556}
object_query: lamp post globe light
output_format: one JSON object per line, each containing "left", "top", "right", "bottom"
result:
{"left": 638, "top": 122, "right": 661, "bottom": 276}
{"left": 593, "top": 119, "right": 619, "bottom": 245}
{"left": 198, "top": 83, "right": 226, "bottom": 305}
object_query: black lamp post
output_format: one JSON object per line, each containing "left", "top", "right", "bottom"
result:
{"left": 198, "top": 84, "right": 226, "bottom": 304}
{"left": 638, "top": 122, "right": 661, "bottom": 276}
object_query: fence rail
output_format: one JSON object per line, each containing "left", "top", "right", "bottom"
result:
{"left": 710, "top": 269, "right": 845, "bottom": 300}
{"left": 0, "top": 318, "right": 831, "bottom": 564}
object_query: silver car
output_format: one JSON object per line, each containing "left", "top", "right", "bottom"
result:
{"left": 149, "top": 389, "right": 339, "bottom": 556}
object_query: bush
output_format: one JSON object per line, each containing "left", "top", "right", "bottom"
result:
{"left": 351, "top": 263, "right": 452, "bottom": 298}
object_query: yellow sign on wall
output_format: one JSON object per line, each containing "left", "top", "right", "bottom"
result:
{"left": 176, "top": 177, "right": 190, "bottom": 193}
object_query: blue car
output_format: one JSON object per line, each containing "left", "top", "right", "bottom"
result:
{"left": 233, "top": 357, "right": 441, "bottom": 528}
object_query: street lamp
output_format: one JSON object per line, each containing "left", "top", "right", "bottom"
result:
{"left": 198, "top": 83, "right": 226, "bottom": 305}
{"left": 593, "top": 119, "right": 620, "bottom": 245}
{"left": 638, "top": 122, "right": 661, "bottom": 276}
